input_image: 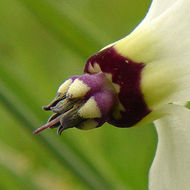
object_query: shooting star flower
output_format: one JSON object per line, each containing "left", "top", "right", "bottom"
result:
{"left": 34, "top": 0, "right": 190, "bottom": 188}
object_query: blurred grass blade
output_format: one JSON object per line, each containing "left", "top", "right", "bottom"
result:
{"left": 16, "top": 0, "right": 105, "bottom": 58}
{"left": 0, "top": 80, "right": 114, "bottom": 190}
{"left": 50, "top": 0, "right": 111, "bottom": 45}
{"left": 0, "top": 164, "right": 40, "bottom": 190}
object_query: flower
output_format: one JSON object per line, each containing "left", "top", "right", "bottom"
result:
{"left": 34, "top": 0, "right": 190, "bottom": 188}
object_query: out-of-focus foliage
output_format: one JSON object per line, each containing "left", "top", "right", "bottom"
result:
{"left": 0, "top": 0, "right": 156, "bottom": 189}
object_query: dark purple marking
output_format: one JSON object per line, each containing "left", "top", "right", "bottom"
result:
{"left": 93, "top": 89, "right": 117, "bottom": 127}
{"left": 84, "top": 46, "right": 151, "bottom": 127}
{"left": 93, "top": 90, "right": 116, "bottom": 117}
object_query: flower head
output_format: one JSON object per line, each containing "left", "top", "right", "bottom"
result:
{"left": 34, "top": 0, "right": 190, "bottom": 188}
{"left": 34, "top": 0, "right": 190, "bottom": 136}
{"left": 34, "top": 73, "right": 117, "bottom": 134}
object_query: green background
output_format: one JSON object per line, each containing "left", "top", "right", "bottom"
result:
{"left": 0, "top": 0, "right": 157, "bottom": 189}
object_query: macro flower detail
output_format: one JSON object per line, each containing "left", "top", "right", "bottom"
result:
{"left": 34, "top": 0, "right": 190, "bottom": 188}
{"left": 34, "top": 0, "right": 190, "bottom": 133}
{"left": 34, "top": 46, "right": 152, "bottom": 135}
{"left": 34, "top": 73, "right": 117, "bottom": 134}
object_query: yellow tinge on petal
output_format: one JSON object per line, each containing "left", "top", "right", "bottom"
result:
{"left": 114, "top": 25, "right": 160, "bottom": 64}
{"left": 112, "top": 0, "right": 190, "bottom": 189}
{"left": 78, "top": 97, "right": 101, "bottom": 118}
{"left": 58, "top": 79, "right": 72, "bottom": 94}
{"left": 67, "top": 79, "right": 90, "bottom": 98}
{"left": 114, "top": 0, "right": 190, "bottom": 113}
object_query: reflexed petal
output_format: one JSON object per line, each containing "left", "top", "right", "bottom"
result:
{"left": 149, "top": 105, "right": 190, "bottom": 190}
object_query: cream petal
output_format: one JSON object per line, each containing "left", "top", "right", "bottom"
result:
{"left": 115, "top": 0, "right": 190, "bottom": 107}
{"left": 116, "top": 0, "right": 190, "bottom": 63}
{"left": 149, "top": 105, "right": 190, "bottom": 190}
{"left": 143, "top": 0, "right": 180, "bottom": 22}
{"left": 142, "top": 60, "right": 190, "bottom": 108}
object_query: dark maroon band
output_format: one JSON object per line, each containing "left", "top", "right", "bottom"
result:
{"left": 84, "top": 47, "right": 151, "bottom": 127}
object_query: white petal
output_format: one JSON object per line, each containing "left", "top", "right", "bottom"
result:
{"left": 143, "top": 0, "right": 180, "bottom": 22}
{"left": 115, "top": 0, "right": 190, "bottom": 107}
{"left": 149, "top": 105, "right": 190, "bottom": 190}
{"left": 142, "top": 0, "right": 190, "bottom": 105}
{"left": 116, "top": 0, "right": 190, "bottom": 63}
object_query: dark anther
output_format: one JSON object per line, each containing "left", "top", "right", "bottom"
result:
{"left": 33, "top": 96, "right": 85, "bottom": 135}
{"left": 42, "top": 94, "right": 66, "bottom": 111}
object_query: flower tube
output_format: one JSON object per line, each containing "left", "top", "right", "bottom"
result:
{"left": 34, "top": 0, "right": 190, "bottom": 188}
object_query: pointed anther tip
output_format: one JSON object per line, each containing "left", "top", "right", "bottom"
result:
{"left": 33, "top": 124, "right": 49, "bottom": 135}
{"left": 33, "top": 130, "right": 37, "bottom": 135}
{"left": 57, "top": 125, "right": 71, "bottom": 135}
{"left": 57, "top": 129, "right": 62, "bottom": 135}
{"left": 34, "top": 114, "right": 64, "bottom": 135}
{"left": 33, "top": 128, "right": 42, "bottom": 135}
{"left": 42, "top": 105, "right": 51, "bottom": 111}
